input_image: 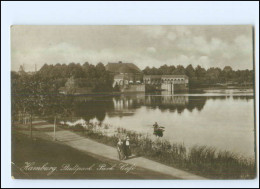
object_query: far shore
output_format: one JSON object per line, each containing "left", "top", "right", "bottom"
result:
{"left": 59, "top": 85, "right": 254, "bottom": 96}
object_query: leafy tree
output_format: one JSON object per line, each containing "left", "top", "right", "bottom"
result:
{"left": 195, "top": 65, "right": 206, "bottom": 78}
{"left": 185, "top": 64, "right": 196, "bottom": 78}
{"left": 143, "top": 66, "right": 152, "bottom": 75}
{"left": 206, "top": 67, "right": 221, "bottom": 84}
{"left": 223, "top": 66, "right": 233, "bottom": 72}
{"left": 173, "top": 65, "right": 186, "bottom": 75}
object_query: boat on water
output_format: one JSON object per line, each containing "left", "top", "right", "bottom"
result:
{"left": 152, "top": 123, "right": 165, "bottom": 137}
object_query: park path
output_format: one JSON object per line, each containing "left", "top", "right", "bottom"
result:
{"left": 20, "top": 120, "right": 206, "bottom": 180}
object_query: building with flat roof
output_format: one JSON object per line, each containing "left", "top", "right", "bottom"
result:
{"left": 143, "top": 75, "right": 162, "bottom": 85}
{"left": 161, "top": 75, "right": 188, "bottom": 84}
{"left": 144, "top": 75, "right": 188, "bottom": 84}
{"left": 143, "top": 74, "right": 189, "bottom": 92}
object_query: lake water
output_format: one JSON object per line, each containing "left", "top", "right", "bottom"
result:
{"left": 63, "top": 89, "right": 255, "bottom": 158}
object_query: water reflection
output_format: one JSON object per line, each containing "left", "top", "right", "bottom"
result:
{"left": 144, "top": 95, "right": 205, "bottom": 113}
{"left": 53, "top": 94, "right": 253, "bottom": 123}
{"left": 21, "top": 91, "right": 254, "bottom": 125}
{"left": 15, "top": 91, "right": 254, "bottom": 156}
{"left": 111, "top": 95, "right": 215, "bottom": 114}
{"left": 72, "top": 96, "right": 114, "bottom": 122}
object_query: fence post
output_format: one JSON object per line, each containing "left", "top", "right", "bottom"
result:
{"left": 53, "top": 116, "right": 56, "bottom": 141}
{"left": 30, "top": 114, "right": 32, "bottom": 139}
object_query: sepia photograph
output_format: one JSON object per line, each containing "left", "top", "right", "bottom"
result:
{"left": 10, "top": 25, "right": 256, "bottom": 180}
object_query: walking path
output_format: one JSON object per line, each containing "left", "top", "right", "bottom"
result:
{"left": 17, "top": 120, "right": 206, "bottom": 180}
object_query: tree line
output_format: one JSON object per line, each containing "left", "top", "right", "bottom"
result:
{"left": 13, "top": 62, "right": 254, "bottom": 91}
{"left": 13, "top": 62, "right": 254, "bottom": 94}
{"left": 143, "top": 64, "right": 254, "bottom": 88}
{"left": 37, "top": 62, "right": 114, "bottom": 92}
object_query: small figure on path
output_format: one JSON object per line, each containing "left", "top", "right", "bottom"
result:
{"left": 124, "top": 136, "right": 131, "bottom": 159}
{"left": 117, "top": 138, "right": 125, "bottom": 160}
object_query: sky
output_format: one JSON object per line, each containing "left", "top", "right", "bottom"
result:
{"left": 11, "top": 25, "right": 254, "bottom": 71}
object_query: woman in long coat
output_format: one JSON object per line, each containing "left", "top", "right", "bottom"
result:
{"left": 124, "top": 136, "right": 131, "bottom": 159}
{"left": 117, "top": 138, "right": 125, "bottom": 160}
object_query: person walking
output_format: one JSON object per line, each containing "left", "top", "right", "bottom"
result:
{"left": 117, "top": 138, "right": 125, "bottom": 160}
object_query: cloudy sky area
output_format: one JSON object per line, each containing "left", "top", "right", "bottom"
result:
{"left": 11, "top": 25, "right": 253, "bottom": 71}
